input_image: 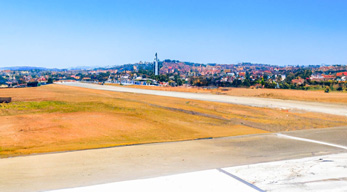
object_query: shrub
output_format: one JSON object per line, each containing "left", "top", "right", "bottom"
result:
{"left": 47, "top": 78, "right": 54, "bottom": 84}
{"left": 325, "top": 86, "right": 330, "bottom": 93}
{"left": 27, "top": 81, "right": 39, "bottom": 87}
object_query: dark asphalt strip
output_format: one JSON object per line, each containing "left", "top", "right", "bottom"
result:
{"left": 217, "top": 168, "right": 266, "bottom": 192}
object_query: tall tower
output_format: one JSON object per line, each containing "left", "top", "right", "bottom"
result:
{"left": 154, "top": 52, "right": 159, "bottom": 76}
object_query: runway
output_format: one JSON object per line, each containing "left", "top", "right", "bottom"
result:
{"left": 1, "top": 127, "right": 346, "bottom": 192}
{"left": 60, "top": 82, "right": 347, "bottom": 116}
{"left": 1, "top": 83, "right": 346, "bottom": 191}
{"left": 49, "top": 153, "right": 347, "bottom": 192}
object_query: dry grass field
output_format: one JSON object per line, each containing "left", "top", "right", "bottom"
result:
{"left": 1, "top": 85, "right": 346, "bottom": 158}
{"left": 111, "top": 84, "right": 347, "bottom": 104}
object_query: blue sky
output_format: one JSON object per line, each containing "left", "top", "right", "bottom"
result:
{"left": 0, "top": 0, "right": 346, "bottom": 68}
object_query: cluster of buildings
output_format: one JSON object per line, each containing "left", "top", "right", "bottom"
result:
{"left": 1, "top": 54, "right": 346, "bottom": 90}
{"left": 157, "top": 61, "right": 346, "bottom": 87}
{"left": 0, "top": 69, "right": 50, "bottom": 88}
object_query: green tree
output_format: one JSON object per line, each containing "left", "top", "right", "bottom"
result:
{"left": 325, "top": 86, "right": 330, "bottom": 93}
{"left": 245, "top": 71, "right": 250, "bottom": 80}
{"left": 243, "top": 79, "right": 251, "bottom": 87}
{"left": 47, "top": 78, "right": 54, "bottom": 84}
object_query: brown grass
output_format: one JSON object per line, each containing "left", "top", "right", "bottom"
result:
{"left": 109, "top": 84, "right": 347, "bottom": 104}
{"left": 0, "top": 85, "right": 346, "bottom": 158}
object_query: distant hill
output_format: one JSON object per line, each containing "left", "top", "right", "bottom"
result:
{"left": 68, "top": 66, "right": 102, "bottom": 70}
{"left": 0, "top": 66, "right": 63, "bottom": 71}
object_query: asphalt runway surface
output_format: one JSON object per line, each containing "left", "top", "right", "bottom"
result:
{"left": 60, "top": 82, "right": 347, "bottom": 116}
{"left": 1, "top": 127, "right": 346, "bottom": 192}
{"left": 49, "top": 152, "right": 347, "bottom": 192}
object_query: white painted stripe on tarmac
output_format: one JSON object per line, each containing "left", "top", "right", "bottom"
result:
{"left": 276, "top": 133, "right": 347, "bottom": 150}
{"left": 217, "top": 168, "right": 266, "bottom": 192}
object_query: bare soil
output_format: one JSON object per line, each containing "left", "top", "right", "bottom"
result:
{"left": 1, "top": 85, "right": 346, "bottom": 157}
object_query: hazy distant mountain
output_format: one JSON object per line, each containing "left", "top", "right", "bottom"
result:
{"left": 68, "top": 66, "right": 101, "bottom": 70}
{"left": 0, "top": 66, "right": 63, "bottom": 71}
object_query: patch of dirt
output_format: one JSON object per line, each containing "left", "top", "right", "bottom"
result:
{"left": 1, "top": 85, "right": 346, "bottom": 157}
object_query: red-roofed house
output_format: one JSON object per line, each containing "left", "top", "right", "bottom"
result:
{"left": 322, "top": 75, "right": 336, "bottom": 80}
{"left": 291, "top": 78, "right": 305, "bottom": 85}
{"left": 239, "top": 72, "right": 245, "bottom": 77}
{"left": 336, "top": 72, "right": 347, "bottom": 77}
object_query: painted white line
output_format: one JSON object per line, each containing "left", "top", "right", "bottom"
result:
{"left": 217, "top": 168, "right": 266, "bottom": 192}
{"left": 276, "top": 133, "right": 347, "bottom": 150}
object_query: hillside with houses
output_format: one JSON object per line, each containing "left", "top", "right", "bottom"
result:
{"left": 1, "top": 62, "right": 347, "bottom": 92}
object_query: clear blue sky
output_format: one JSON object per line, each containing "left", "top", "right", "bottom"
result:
{"left": 0, "top": 0, "right": 346, "bottom": 68}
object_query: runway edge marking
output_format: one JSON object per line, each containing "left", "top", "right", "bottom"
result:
{"left": 217, "top": 168, "right": 266, "bottom": 192}
{"left": 276, "top": 133, "right": 347, "bottom": 150}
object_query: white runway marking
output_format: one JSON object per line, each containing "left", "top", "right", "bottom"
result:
{"left": 276, "top": 133, "right": 347, "bottom": 150}
{"left": 217, "top": 168, "right": 266, "bottom": 192}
